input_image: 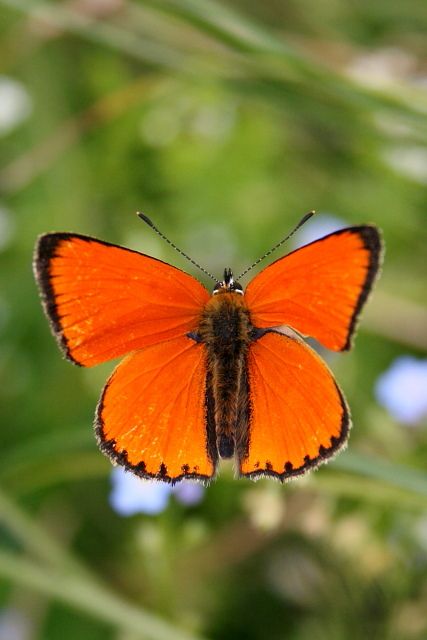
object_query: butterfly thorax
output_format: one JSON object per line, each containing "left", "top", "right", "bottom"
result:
{"left": 198, "top": 292, "right": 252, "bottom": 460}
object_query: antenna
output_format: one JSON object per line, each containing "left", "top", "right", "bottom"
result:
{"left": 235, "top": 211, "right": 316, "bottom": 280}
{"left": 137, "top": 212, "right": 217, "bottom": 281}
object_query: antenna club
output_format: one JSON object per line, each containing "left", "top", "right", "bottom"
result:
{"left": 300, "top": 210, "right": 316, "bottom": 225}
{"left": 137, "top": 212, "right": 154, "bottom": 227}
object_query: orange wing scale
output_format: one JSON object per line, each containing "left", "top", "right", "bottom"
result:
{"left": 240, "top": 332, "right": 349, "bottom": 480}
{"left": 34, "top": 234, "right": 209, "bottom": 366}
{"left": 245, "top": 226, "right": 382, "bottom": 351}
{"left": 96, "top": 336, "right": 216, "bottom": 483}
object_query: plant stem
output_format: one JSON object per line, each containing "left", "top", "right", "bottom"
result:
{"left": 0, "top": 551, "right": 206, "bottom": 640}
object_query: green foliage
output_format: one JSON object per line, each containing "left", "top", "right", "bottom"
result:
{"left": 0, "top": 0, "right": 426, "bottom": 638}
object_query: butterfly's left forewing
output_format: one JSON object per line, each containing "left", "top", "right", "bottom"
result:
{"left": 96, "top": 335, "right": 217, "bottom": 483}
{"left": 34, "top": 233, "right": 210, "bottom": 366}
{"left": 240, "top": 331, "right": 349, "bottom": 480}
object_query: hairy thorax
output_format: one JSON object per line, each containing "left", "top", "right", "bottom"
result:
{"left": 198, "top": 292, "right": 252, "bottom": 459}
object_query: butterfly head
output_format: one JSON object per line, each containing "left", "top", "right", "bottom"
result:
{"left": 213, "top": 268, "right": 243, "bottom": 295}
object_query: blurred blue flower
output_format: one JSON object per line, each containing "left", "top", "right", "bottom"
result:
{"left": 375, "top": 356, "right": 427, "bottom": 425}
{"left": 173, "top": 481, "right": 205, "bottom": 506}
{"left": 109, "top": 467, "right": 204, "bottom": 516}
{"left": 294, "top": 213, "right": 348, "bottom": 248}
{"left": 0, "top": 609, "right": 29, "bottom": 640}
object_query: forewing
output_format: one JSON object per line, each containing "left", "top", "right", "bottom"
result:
{"left": 96, "top": 336, "right": 216, "bottom": 483}
{"left": 244, "top": 226, "right": 382, "bottom": 351}
{"left": 239, "top": 331, "right": 349, "bottom": 481}
{"left": 34, "top": 233, "right": 209, "bottom": 366}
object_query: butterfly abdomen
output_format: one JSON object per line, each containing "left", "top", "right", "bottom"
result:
{"left": 198, "top": 293, "right": 252, "bottom": 459}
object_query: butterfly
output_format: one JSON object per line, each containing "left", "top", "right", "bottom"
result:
{"left": 34, "top": 213, "right": 382, "bottom": 484}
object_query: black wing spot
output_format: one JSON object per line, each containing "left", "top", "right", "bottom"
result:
{"left": 114, "top": 449, "right": 129, "bottom": 466}
{"left": 181, "top": 464, "right": 190, "bottom": 474}
{"left": 284, "top": 461, "right": 293, "bottom": 473}
{"left": 265, "top": 460, "right": 273, "bottom": 471}
{"left": 159, "top": 463, "right": 168, "bottom": 477}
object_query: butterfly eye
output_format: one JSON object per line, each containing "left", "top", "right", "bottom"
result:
{"left": 213, "top": 282, "right": 223, "bottom": 295}
{"left": 212, "top": 269, "right": 244, "bottom": 295}
{"left": 232, "top": 282, "right": 244, "bottom": 294}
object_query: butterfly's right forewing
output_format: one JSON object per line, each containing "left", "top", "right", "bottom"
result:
{"left": 244, "top": 226, "right": 382, "bottom": 351}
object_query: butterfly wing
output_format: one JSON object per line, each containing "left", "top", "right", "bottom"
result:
{"left": 245, "top": 226, "right": 382, "bottom": 351}
{"left": 96, "top": 335, "right": 216, "bottom": 483}
{"left": 239, "top": 331, "right": 349, "bottom": 481}
{"left": 34, "top": 233, "right": 209, "bottom": 366}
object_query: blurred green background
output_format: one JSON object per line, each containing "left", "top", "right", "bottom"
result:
{"left": 1, "top": 1, "right": 427, "bottom": 639}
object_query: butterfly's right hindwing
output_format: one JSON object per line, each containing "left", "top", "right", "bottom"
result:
{"left": 240, "top": 332, "right": 350, "bottom": 481}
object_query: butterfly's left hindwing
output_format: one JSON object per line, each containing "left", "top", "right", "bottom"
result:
{"left": 34, "top": 233, "right": 210, "bottom": 366}
{"left": 96, "top": 336, "right": 217, "bottom": 484}
{"left": 240, "top": 331, "right": 349, "bottom": 481}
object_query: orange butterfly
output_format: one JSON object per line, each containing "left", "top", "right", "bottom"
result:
{"left": 34, "top": 213, "right": 382, "bottom": 484}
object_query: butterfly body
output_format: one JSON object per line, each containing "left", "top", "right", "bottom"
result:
{"left": 197, "top": 288, "right": 252, "bottom": 460}
{"left": 34, "top": 223, "right": 383, "bottom": 484}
